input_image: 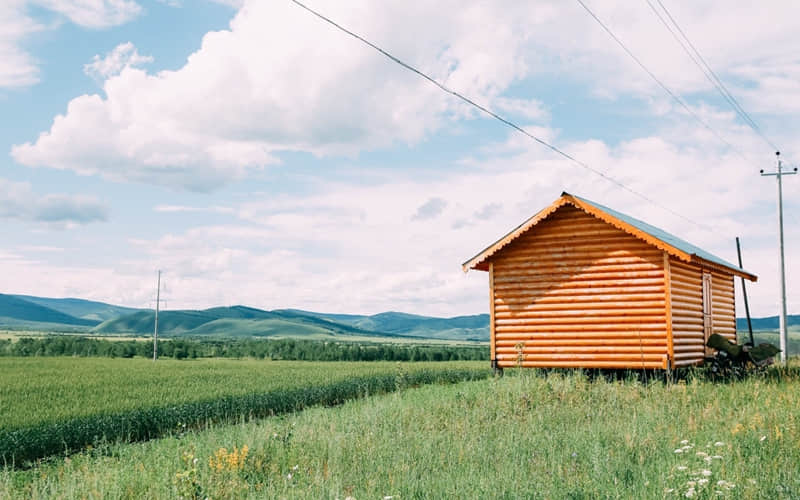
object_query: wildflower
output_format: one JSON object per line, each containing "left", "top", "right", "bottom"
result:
{"left": 680, "top": 439, "right": 690, "bottom": 445}
{"left": 677, "top": 466, "right": 688, "bottom": 471}
{"left": 704, "top": 456, "right": 713, "bottom": 463}
{"left": 711, "top": 455, "right": 722, "bottom": 460}
{"left": 701, "top": 470, "right": 712, "bottom": 477}
{"left": 292, "top": 465, "right": 299, "bottom": 471}
{"left": 698, "top": 479, "right": 709, "bottom": 486}
{"left": 685, "top": 488, "right": 696, "bottom": 498}
{"left": 682, "top": 444, "right": 693, "bottom": 450}
{"left": 696, "top": 451, "right": 708, "bottom": 458}
{"left": 675, "top": 449, "right": 684, "bottom": 454}
{"left": 665, "top": 489, "right": 674, "bottom": 493}
{"left": 686, "top": 481, "right": 696, "bottom": 487}
{"left": 714, "top": 441, "right": 725, "bottom": 447}
{"left": 287, "top": 473, "right": 293, "bottom": 480}
{"left": 760, "top": 435, "right": 767, "bottom": 442}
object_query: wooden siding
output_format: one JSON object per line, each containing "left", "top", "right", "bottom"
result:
{"left": 710, "top": 270, "right": 736, "bottom": 344}
{"left": 490, "top": 205, "right": 669, "bottom": 369}
{"left": 668, "top": 259, "right": 738, "bottom": 366}
{"left": 669, "top": 259, "right": 704, "bottom": 366}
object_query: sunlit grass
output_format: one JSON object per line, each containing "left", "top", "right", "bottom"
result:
{"left": 3, "top": 361, "right": 798, "bottom": 499}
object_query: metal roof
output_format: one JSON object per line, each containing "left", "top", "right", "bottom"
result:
{"left": 463, "top": 192, "right": 757, "bottom": 281}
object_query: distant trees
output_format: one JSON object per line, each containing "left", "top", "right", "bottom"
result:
{"left": 0, "top": 336, "right": 489, "bottom": 362}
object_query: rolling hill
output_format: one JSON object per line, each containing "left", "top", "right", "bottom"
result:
{"left": 92, "top": 306, "right": 412, "bottom": 340}
{"left": 12, "top": 295, "right": 142, "bottom": 322}
{"left": 0, "top": 294, "right": 98, "bottom": 328}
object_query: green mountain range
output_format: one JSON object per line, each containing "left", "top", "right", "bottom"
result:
{"left": 1, "top": 293, "right": 796, "bottom": 342}
{"left": 0, "top": 294, "right": 489, "bottom": 342}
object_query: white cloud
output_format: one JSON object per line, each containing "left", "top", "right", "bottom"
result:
{"left": 31, "top": 0, "right": 141, "bottom": 29}
{"left": 84, "top": 42, "right": 153, "bottom": 82}
{"left": 0, "top": 1, "right": 42, "bottom": 88}
{"left": 0, "top": 1, "right": 142, "bottom": 89}
{"left": 15, "top": 1, "right": 800, "bottom": 188}
{"left": 0, "top": 178, "right": 108, "bottom": 227}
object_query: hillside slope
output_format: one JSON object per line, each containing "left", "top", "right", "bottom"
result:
{"left": 93, "top": 306, "right": 408, "bottom": 340}
{"left": 0, "top": 294, "right": 98, "bottom": 327}
{"left": 12, "top": 295, "right": 141, "bottom": 322}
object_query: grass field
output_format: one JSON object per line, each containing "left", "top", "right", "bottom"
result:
{"left": 0, "top": 358, "right": 487, "bottom": 464}
{"left": 1, "top": 363, "right": 798, "bottom": 498}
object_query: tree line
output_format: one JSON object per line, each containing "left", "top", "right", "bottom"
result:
{"left": 0, "top": 336, "right": 489, "bottom": 362}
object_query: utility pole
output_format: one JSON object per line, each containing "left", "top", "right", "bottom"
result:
{"left": 153, "top": 270, "right": 161, "bottom": 362}
{"left": 761, "top": 152, "right": 797, "bottom": 364}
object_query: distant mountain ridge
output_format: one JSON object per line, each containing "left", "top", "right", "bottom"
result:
{"left": 0, "top": 293, "right": 796, "bottom": 342}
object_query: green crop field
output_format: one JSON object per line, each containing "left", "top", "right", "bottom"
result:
{"left": 2, "top": 362, "right": 798, "bottom": 499}
{"left": 0, "top": 358, "right": 487, "bottom": 464}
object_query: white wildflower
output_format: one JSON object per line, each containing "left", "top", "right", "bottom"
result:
{"left": 383, "top": 497, "right": 394, "bottom": 500}
{"left": 680, "top": 439, "right": 690, "bottom": 445}
{"left": 698, "top": 479, "right": 709, "bottom": 486}
{"left": 685, "top": 488, "right": 696, "bottom": 498}
{"left": 701, "top": 470, "right": 712, "bottom": 477}
{"left": 292, "top": 465, "right": 299, "bottom": 471}
{"left": 704, "top": 456, "right": 713, "bottom": 463}
{"left": 287, "top": 473, "right": 292, "bottom": 480}
{"left": 682, "top": 444, "right": 693, "bottom": 450}
{"left": 714, "top": 442, "right": 725, "bottom": 447}
{"left": 686, "top": 481, "right": 696, "bottom": 487}
{"left": 696, "top": 451, "right": 708, "bottom": 458}
{"left": 665, "top": 489, "right": 674, "bottom": 493}
{"left": 675, "top": 449, "right": 684, "bottom": 454}
{"left": 760, "top": 435, "right": 767, "bottom": 442}
{"left": 712, "top": 455, "right": 723, "bottom": 460}
{"left": 677, "top": 466, "right": 688, "bottom": 471}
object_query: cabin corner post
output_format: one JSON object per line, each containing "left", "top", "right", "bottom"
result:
{"left": 663, "top": 252, "right": 674, "bottom": 369}
{"left": 489, "top": 262, "right": 497, "bottom": 370}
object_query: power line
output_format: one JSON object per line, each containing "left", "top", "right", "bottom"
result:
{"left": 288, "top": 0, "right": 718, "bottom": 233}
{"left": 574, "top": 0, "right": 758, "bottom": 167}
{"left": 646, "top": 0, "right": 780, "bottom": 153}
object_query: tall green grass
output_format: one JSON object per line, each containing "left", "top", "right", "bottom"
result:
{"left": 0, "top": 358, "right": 487, "bottom": 464}
{"left": 2, "top": 364, "right": 799, "bottom": 498}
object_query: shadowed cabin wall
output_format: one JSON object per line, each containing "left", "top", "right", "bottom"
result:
{"left": 489, "top": 205, "right": 669, "bottom": 369}
{"left": 669, "top": 259, "right": 737, "bottom": 366}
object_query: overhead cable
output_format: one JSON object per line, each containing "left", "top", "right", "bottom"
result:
{"left": 575, "top": 0, "right": 758, "bottom": 168}
{"left": 645, "top": 0, "right": 779, "bottom": 153}
{"left": 288, "top": 0, "right": 718, "bottom": 232}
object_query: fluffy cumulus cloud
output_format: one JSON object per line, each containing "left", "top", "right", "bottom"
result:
{"left": 6, "top": 111, "right": 797, "bottom": 316}
{"left": 5, "top": 1, "right": 800, "bottom": 318}
{"left": 84, "top": 42, "right": 153, "bottom": 82}
{"left": 0, "top": 178, "right": 108, "bottom": 227}
{"left": 13, "top": 0, "right": 800, "bottom": 189}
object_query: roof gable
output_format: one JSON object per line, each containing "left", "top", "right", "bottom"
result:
{"left": 462, "top": 192, "right": 757, "bottom": 281}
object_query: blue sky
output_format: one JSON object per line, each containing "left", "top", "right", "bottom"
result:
{"left": 0, "top": 0, "right": 798, "bottom": 317}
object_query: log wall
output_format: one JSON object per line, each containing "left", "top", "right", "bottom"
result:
{"left": 668, "top": 259, "right": 737, "bottom": 366}
{"left": 490, "top": 205, "right": 669, "bottom": 369}
{"left": 669, "top": 259, "right": 704, "bottom": 366}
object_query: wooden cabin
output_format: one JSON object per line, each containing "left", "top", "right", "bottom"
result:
{"left": 463, "top": 192, "right": 757, "bottom": 370}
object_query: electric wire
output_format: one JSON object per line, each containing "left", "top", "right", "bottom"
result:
{"left": 288, "top": 0, "right": 721, "bottom": 233}
{"left": 575, "top": 0, "right": 758, "bottom": 168}
{"left": 646, "top": 0, "right": 780, "bottom": 154}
